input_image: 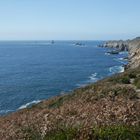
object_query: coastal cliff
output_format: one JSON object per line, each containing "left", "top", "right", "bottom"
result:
{"left": 100, "top": 37, "right": 140, "bottom": 69}
{"left": 127, "top": 37, "right": 140, "bottom": 69}
{"left": 99, "top": 40, "right": 129, "bottom": 51}
{"left": 0, "top": 38, "right": 140, "bottom": 139}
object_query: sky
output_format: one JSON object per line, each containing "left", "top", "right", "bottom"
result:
{"left": 0, "top": 0, "right": 140, "bottom": 40}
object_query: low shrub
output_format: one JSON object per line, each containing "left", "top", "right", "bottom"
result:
{"left": 121, "top": 76, "right": 130, "bottom": 84}
{"left": 129, "top": 73, "right": 137, "bottom": 78}
{"left": 93, "top": 125, "right": 140, "bottom": 140}
{"left": 134, "top": 77, "right": 140, "bottom": 89}
{"left": 44, "top": 125, "right": 140, "bottom": 140}
{"left": 44, "top": 127, "right": 77, "bottom": 140}
{"left": 48, "top": 97, "right": 64, "bottom": 109}
{"left": 21, "top": 126, "right": 42, "bottom": 140}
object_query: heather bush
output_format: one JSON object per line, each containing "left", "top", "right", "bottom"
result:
{"left": 134, "top": 77, "right": 140, "bottom": 89}
{"left": 129, "top": 73, "right": 137, "bottom": 78}
{"left": 121, "top": 76, "right": 130, "bottom": 84}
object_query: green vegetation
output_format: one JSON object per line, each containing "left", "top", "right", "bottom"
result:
{"left": 93, "top": 125, "right": 140, "bottom": 140}
{"left": 22, "top": 125, "right": 140, "bottom": 140}
{"left": 134, "top": 77, "right": 140, "bottom": 89}
{"left": 109, "top": 70, "right": 140, "bottom": 86}
{"left": 44, "top": 127, "right": 77, "bottom": 140}
{"left": 48, "top": 97, "right": 64, "bottom": 109}
{"left": 21, "top": 126, "right": 42, "bottom": 140}
{"left": 129, "top": 73, "right": 137, "bottom": 78}
{"left": 121, "top": 76, "right": 130, "bottom": 84}
{"left": 109, "top": 75, "right": 131, "bottom": 84}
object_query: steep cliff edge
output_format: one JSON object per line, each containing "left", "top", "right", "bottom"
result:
{"left": 127, "top": 37, "right": 140, "bottom": 69}
{"left": 99, "top": 40, "right": 129, "bottom": 51}
{"left": 100, "top": 37, "right": 140, "bottom": 69}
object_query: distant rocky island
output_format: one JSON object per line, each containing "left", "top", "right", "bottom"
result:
{"left": 0, "top": 37, "right": 140, "bottom": 139}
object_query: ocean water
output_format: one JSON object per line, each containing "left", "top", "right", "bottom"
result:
{"left": 0, "top": 41, "right": 128, "bottom": 115}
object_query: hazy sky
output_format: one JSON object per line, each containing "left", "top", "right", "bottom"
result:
{"left": 0, "top": 0, "right": 140, "bottom": 40}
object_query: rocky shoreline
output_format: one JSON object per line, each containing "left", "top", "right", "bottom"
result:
{"left": 99, "top": 37, "right": 140, "bottom": 69}
{"left": 99, "top": 40, "right": 129, "bottom": 51}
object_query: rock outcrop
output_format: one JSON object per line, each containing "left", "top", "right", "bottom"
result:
{"left": 99, "top": 40, "right": 129, "bottom": 51}
{"left": 127, "top": 37, "right": 140, "bottom": 69}
{"left": 100, "top": 37, "right": 140, "bottom": 69}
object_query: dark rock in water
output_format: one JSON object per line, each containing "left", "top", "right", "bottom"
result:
{"left": 107, "top": 50, "right": 120, "bottom": 55}
{"left": 75, "top": 42, "right": 85, "bottom": 46}
{"left": 51, "top": 40, "right": 54, "bottom": 44}
{"left": 75, "top": 42, "right": 83, "bottom": 46}
{"left": 123, "top": 57, "right": 128, "bottom": 60}
{"left": 98, "top": 44, "right": 103, "bottom": 48}
{"left": 124, "top": 64, "right": 128, "bottom": 70}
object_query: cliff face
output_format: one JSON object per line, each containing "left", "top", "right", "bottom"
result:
{"left": 127, "top": 37, "right": 140, "bottom": 69}
{"left": 100, "top": 37, "right": 140, "bottom": 69}
{"left": 99, "top": 40, "right": 129, "bottom": 51}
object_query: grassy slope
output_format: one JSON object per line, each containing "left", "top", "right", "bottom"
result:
{"left": 0, "top": 68, "right": 140, "bottom": 139}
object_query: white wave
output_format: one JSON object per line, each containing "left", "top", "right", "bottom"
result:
{"left": 0, "top": 110, "right": 13, "bottom": 114}
{"left": 60, "top": 91, "right": 66, "bottom": 95}
{"left": 18, "top": 100, "right": 41, "bottom": 110}
{"left": 119, "top": 51, "right": 128, "bottom": 55}
{"left": 76, "top": 83, "right": 88, "bottom": 88}
{"left": 76, "top": 73, "right": 99, "bottom": 88}
{"left": 105, "top": 52, "right": 110, "bottom": 56}
{"left": 114, "top": 58, "right": 127, "bottom": 64}
{"left": 118, "top": 58, "right": 124, "bottom": 60}
{"left": 74, "top": 45, "right": 86, "bottom": 48}
{"left": 89, "top": 73, "right": 99, "bottom": 82}
{"left": 109, "top": 66, "right": 124, "bottom": 74}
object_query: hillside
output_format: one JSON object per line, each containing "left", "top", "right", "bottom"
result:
{"left": 0, "top": 38, "right": 140, "bottom": 140}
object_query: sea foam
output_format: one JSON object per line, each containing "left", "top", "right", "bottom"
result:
{"left": 76, "top": 73, "right": 99, "bottom": 88}
{"left": 89, "top": 73, "right": 99, "bottom": 82}
{"left": 109, "top": 66, "right": 124, "bottom": 74}
{"left": 0, "top": 110, "right": 14, "bottom": 115}
{"left": 18, "top": 100, "right": 41, "bottom": 110}
{"left": 114, "top": 58, "right": 128, "bottom": 64}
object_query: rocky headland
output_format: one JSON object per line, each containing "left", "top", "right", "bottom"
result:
{"left": 99, "top": 40, "right": 129, "bottom": 51}
{"left": 127, "top": 37, "right": 140, "bottom": 69}
{"left": 100, "top": 37, "right": 140, "bottom": 69}
{"left": 0, "top": 37, "right": 140, "bottom": 140}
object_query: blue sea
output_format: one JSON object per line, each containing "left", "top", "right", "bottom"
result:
{"left": 0, "top": 41, "right": 128, "bottom": 115}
